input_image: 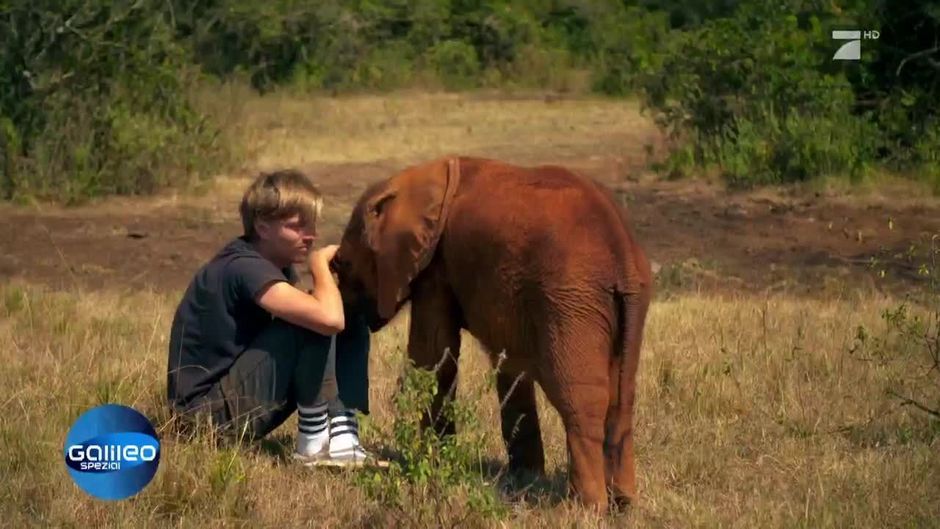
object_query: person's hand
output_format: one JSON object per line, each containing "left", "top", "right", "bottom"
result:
{"left": 310, "top": 244, "right": 339, "bottom": 273}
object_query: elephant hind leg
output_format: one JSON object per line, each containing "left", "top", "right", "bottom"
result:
{"left": 554, "top": 383, "right": 609, "bottom": 508}
{"left": 604, "top": 287, "right": 651, "bottom": 508}
{"left": 564, "top": 406, "right": 609, "bottom": 508}
{"left": 537, "top": 329, "right": 612, "bottom": 508}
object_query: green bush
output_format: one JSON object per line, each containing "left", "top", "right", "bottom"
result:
{"left": 642, "top": 0, "right": 939, "bottom": 188}
{"left": 643, "top": 3, "right": 872, "bottom": 186}
{"left": 0, "top": 0, "right": 225, "bottom": 202}
{"left": 3, "top": 1, "right": 938, "bottom": 199}
{"left": 589, "top": 6, "right": 671, "bottom": 96}
{"left": 354, "top": 41, "right": 417, "bottom": 91}
{"left": 701, "top": 110, "right": 880, "bottom": 187}
{"left": 849, "top": 233, "right": 940, "bottom": 424}
{"left": 425, "top": 40, "right": 481, "bottom": 90}
{"left": 504, "top": 44, "right": 584, "bottom": 92}
{"left": 848, "top": 0, "right": 940, "bottom": 177}
{"left": 357, "top": 360, "right": 507, "bottom": 526}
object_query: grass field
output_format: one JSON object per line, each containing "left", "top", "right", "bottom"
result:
{"left": 1, "top": 91, "right": 938, "bottom": 528}
{"left": 207, "top": 87, "right": 654, "bottom": 169}
{"left": 2, "top": 284, "right": 937, "bottom": 527}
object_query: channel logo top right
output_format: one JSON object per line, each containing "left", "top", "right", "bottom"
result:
{"left": 833, "top": 29, "right": 880, "bottom": 61}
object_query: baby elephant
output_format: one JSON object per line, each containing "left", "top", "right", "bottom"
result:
{"left": 330, "top": 156, "right": 652, "bottom": 508}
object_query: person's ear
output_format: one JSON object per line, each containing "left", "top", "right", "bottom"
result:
{"left": 254, "top": 219, "right": 273, "bottom": 241}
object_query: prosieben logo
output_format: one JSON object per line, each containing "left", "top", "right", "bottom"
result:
{"left": 832, "top": 30, "right": 880, "bottom": 61}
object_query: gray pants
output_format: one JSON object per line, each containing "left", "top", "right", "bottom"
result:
{"left": 197, "top": 313, "right": 370, "bottom": 440}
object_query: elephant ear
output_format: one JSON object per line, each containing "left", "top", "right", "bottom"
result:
{"left": 365, "top": 157, "right": 461, "bottom": 319}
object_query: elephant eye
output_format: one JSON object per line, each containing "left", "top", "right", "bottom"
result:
{"left": 329, "top": 256, "right": 348, "bottom": 274}
{"left": 340, "top": 258, "right": 352, "bottom": 271}
{"left": 370, "top": 192, "right": 396, "bottom": 217}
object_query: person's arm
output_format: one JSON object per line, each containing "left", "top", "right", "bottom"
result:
{"left": 255, "top": 245, "right": 345, "bottom": 335}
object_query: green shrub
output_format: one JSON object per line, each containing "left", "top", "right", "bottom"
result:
{"left": 425, "top": 40, "right": 481, "bottom": 90}
{"left": 589, "top": 6, "right": 671, "bottom": 96}
{"left": 507, "top": 44, "right": 594, "bottom": 93}
{"left": 5, "top": 1, "right": 937, "bottom": 199}
{"left": 357, "top": 360, "right": 507, "bottom": 526}
{"left": 641, "top": 0, "right": 940, "bottom": 188}
{"left": 642, "top": 2, "right": 876, "bottom": 185}
{"left": 712, "top": 111, "right": 880, "bottom": 187}
{"left": 849, "top": 0, "right": 940, "bottom": 181}
{"left": 354, "top": 41, "right": 417, "bottom": 91}
{"left": 851, "top": 230, "right": 940, "bottom": 430}
{"left": 0, "top": 0, "right": 226, "bottom": 202}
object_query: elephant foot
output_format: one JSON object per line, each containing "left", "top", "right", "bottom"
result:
{"left": 498, "top": 464, "right": 546, "bottom": 503}
{"left": 607, "top": 488, "right": 635, "bottom": 513}
{"left": 507, "top": 451, "right": 545, "bottom": 477}
{"left": 506, "top": 461, "right": 544, "bottom": 486}
{"left": 569, "top": 487, "right": 608, "bottom": 511}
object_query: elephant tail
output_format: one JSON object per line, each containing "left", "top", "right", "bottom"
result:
{"left": 611, "top": 284, "right": 651, "bottom": 415}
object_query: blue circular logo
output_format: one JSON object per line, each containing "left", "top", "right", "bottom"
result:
{"left": 64, "top": 404, "right": 161, "bottom": 500}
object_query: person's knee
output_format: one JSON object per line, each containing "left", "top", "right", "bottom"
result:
{"left": 256, "top": 319, "right": 332, "bottom": 376}
{"left": 268, "top": 318, "right": 331, "bottom": 347}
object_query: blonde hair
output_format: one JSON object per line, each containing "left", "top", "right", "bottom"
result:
{"left": 239, "top": 169, "right": 323, "bottom": 239}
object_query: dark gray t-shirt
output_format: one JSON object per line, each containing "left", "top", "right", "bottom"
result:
{"left": 167, "top": 237, "right": 297, "bottom": 410}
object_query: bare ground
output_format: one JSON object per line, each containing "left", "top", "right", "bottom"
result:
{"left": 2, "top": 154, "right": 938, "bottom": 299}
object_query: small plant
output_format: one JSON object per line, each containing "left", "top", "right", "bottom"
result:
{"left": 850, "top": 232, "right": 940, "bottom": 421}
{"left": 356, "top": 357, "right": 507, "bottom": 527}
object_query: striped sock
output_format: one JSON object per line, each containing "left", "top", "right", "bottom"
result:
{"left": 296, "top": 402, "right": 329, "bottom": 456}
{"left": 328, "top": 410, "right": 361, "bottom": 455}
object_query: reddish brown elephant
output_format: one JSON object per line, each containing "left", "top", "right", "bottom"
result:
{"left": 330, "top": 156, "right": 653, "bottom": 508}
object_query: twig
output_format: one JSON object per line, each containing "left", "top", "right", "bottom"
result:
{"left": 888, "top": 390, "right": 940, "bottom": 419}
{"left": 896, "top": 46, "right": 940, "bottom": 76}
{"left": 498, "top": 371, "right": 525, "bottom": 411}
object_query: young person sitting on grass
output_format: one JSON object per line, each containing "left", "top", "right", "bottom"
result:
{"left": 166, "top": 169, "right": 379, "bottom": 467}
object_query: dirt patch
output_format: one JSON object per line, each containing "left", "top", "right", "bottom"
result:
{"left": 2, "top": 157, "right": 938, "bottom": 298}
{"left": 0, "top": 161, "right": 394, "bottom": 292}
{"left": 619, "top": 180, "right": 940, "bottom": 299}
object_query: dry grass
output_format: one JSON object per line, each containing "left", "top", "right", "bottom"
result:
{"left": 1, "top": 281, "right": 937, "bottom": 528}
{"left": 213, "top": 87, "right": 655, "bottom": 170}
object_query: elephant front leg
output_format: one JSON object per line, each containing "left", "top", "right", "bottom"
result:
{"left": 407, "top": 278, "right": 462, "bottom": 438}
{"left": 496, "top": 372, "right": 545, "bottom": 477}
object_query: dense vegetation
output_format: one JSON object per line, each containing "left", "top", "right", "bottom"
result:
{"left": 1, "top": 0, "right": 938, "bottom": 201}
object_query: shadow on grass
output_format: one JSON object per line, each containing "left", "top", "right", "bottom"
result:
{"left": 171, "top": 427, "right": 637, "bottom": 522}
{"left": 487, "top": 461, "right": 570, "bottom": 508}
{"left": 249, "top": 434, "right": 571, "bottom": 506}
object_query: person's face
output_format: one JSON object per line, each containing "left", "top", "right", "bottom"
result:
{"left": 255, "top": 213, "right": 316, "bottom": 266}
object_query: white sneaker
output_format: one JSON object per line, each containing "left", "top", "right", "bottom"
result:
{"left": 326, "top": 445, "right": 389, "bottom": 469}
{"left": 294, "top": 401, "right": 330, "bottom": 464}
{"left": 292, "top": 437, "right": 330, "bottom": 465}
